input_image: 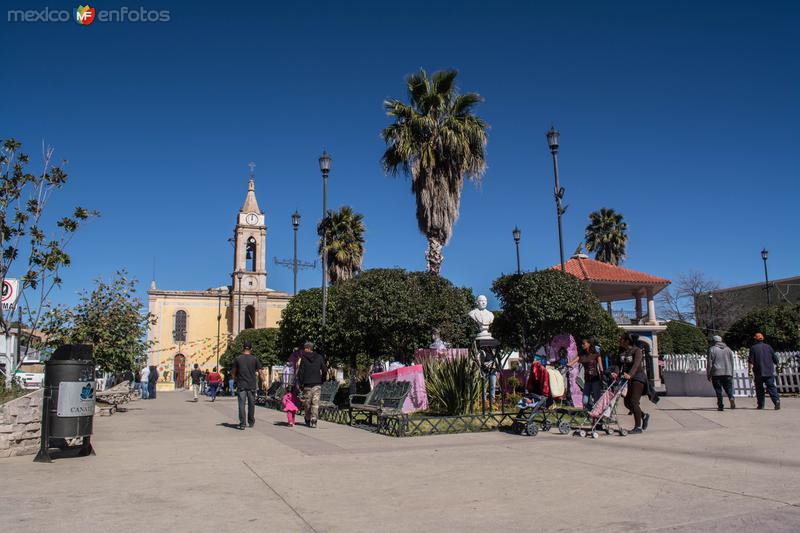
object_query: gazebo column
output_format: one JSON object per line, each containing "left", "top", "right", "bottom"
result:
{"left": 634, "top": 296, "right": 642, "bottom": 323}
{"left": 646, "top": 293, "right": 657, "bottom": 324}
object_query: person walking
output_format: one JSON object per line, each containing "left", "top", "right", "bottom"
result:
{"left": 707, "top": 335, "right": 736, "bottom": 411}
{"left": 569, "top": 337, "right": 604, "bottom": 409}
{"left": 139, "top": 365, "right": 150, "bottom": 399}
{"left": 749, "top": 332, "right": 780, "bottom": 410}
{"left": 297, "top": 341, "right": 327, "bottom": 428}
{"left": 190, "top": 364, "right": 203, "bottom": 402}
{"left": 225, "top": 369, "right": 236, "bottom": 397}
{"left": 618, "top": 333, "right": 649, "bottom": 434}
{"left": 232, "top": 341, "right": 262, "bottom": 429}
{"left": 147, "top": 365, "right": 158, "bottom": 399}
{"left": 207, "top": 366, "right": 222, "bottom": 401}
{"left": 282, "top": 388, "right": 300, "bottom": 427}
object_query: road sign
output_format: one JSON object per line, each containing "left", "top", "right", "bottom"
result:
{"left": 2, "top": 278, "right": 19, "bottom": 314}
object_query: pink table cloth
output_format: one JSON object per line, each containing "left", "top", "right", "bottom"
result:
{"left": 369, "top": 364, "right": 428, "bottom": 414}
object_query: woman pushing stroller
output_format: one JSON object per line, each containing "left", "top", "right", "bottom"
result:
{"left": 612, "top": 333, "right": 650, "bottom": 434}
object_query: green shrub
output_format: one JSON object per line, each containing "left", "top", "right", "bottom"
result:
{"left": 423, "top": 355, "right": 481, "bottom": 416}
{"left": 491, "top": 269, "right": 621, "bottom": 353}
{"left": 725, "top": 304, "right": 800, "bottom": 351}
{"left": 278, "top": 269, "right": 475, "bottom": 368}
{"left": 221, "top": 328, "right": 279, "bottom": 370}
{"left": 658, "top": 321, "right": 709, "bottom": 354}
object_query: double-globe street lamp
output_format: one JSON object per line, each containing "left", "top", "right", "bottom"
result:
{"left": 512, "top": 226, "right": 521, "bottom": 275}
{"left": 547, "top": 126, "right": 566, "bottom": 272}
{"left": 761, "top": 248, "right": 772, "bottom": 305}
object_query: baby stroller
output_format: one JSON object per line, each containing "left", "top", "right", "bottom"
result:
{"left": 573, "top": 377, "right": 629, "bottom": 438}
{"left": 512, "top": 393, "right": 549, "bottom": 436}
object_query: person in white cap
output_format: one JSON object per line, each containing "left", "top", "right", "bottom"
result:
{"left": 707, "top": 335, "right": 736, "bottom": 411}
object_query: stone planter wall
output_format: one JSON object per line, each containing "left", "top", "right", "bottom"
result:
{"left": 0, "top": 389, "right": 43, "bottom": 458}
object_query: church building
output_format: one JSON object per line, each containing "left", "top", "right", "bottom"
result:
{"left": 147, "top": 173, "right": 291, "bottom": 387}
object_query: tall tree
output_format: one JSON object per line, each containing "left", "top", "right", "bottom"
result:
{"left": 381, "top": 69, "right": 488, "bottom": 274}
{"left": 318, "top": 206, "right": 365, "bottom": 283}
{"left": 40, "top": 271, "right": 155, "bottom": 371}
{"left": 658, "top": 270, "right": 741, "bottom": 333}
{"left": 0, "top": 138, "right": 98, "bottom": 378}
{"left": 584, "top": 208, "right": 628, "bottom": 265}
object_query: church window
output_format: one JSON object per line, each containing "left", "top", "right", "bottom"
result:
{"left": 244, "top": 305, "right": 255, "bottom": 329}
{"left": 174, "top": 310, "right": 187, "bottom": 342}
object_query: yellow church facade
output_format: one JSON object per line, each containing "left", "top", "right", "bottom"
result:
{"left": 147, "top": 174, "right": 291, "bottom": 388}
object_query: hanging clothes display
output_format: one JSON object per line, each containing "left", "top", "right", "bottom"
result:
{"left": 526, "top": 361, "right": 550, "bottom": 397}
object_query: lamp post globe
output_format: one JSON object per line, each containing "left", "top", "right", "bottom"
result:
{"left": 319, "top": 150, "right": 331, "bottom": 173}
{"left": 546, "top": 126, "right": 560, "bottom": 154}
{"left": 292, "top": 210, "right": 301, "bottom": 229}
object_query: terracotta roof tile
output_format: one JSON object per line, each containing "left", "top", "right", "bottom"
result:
{"left": 552, "top": 256, "right": 671, "bottom": 285}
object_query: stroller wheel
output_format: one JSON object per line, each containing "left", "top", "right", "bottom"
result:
{"left": 619, "top": 429, "right": 628, "bottom": 437}
{"left": 577, "top": 429, "right": 586, "bottom": 438}
{"left": 558, "top": 421, "right": 570, "bottom": 434}
{"left": 591, "top": 431, "right": 599, "bottom": 439}
{"left": 541, "top": 420, "right": 552, "bottom": 432}
{"left": 526, "top": 421, "right": 538, "bottom": 437}
{"left": 605, "top": 427, "right": 613, "bottom": 436}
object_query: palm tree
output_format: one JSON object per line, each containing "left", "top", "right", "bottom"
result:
{"left": 584, "top": 208, "right": 628, "bottom": 265}
{"left": 317, "top": 206, "right": 365, "bottom": 283}
{"left": 381, "top": 69, "right": 488, "bottom": 274}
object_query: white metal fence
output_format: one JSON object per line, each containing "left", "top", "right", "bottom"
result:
{"left": 663, "top": 351, "right": 800, "bottom": 397}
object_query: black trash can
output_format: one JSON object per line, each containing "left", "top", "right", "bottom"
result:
{"left": 34, "top": 344, "right": 96, "bottom": 462}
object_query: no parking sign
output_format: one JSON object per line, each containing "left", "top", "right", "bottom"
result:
{"left": 2, "top": 278, "right": 20, "bottom": 314}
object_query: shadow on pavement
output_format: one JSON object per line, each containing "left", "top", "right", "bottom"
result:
{"left": 217, "top": 422, "right": 244, "bottom": 430}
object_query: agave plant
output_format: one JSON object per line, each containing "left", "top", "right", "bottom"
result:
{"left": 423, "top": 355, "right": 481, "bottom": 416}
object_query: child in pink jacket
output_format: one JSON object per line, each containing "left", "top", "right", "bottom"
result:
{"left": 282, "top": 389, "right": 299, "bottom": 427}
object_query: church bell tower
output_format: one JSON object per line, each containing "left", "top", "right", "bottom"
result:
{"left": 232, "top": 163, "right": 268, "bottom": 333}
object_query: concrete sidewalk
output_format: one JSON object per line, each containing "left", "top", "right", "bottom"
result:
{"left": 1, "top": 391, "right": 798, "bottom": 532}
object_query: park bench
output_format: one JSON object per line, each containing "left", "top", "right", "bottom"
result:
{"left": 349, "top": 380, "right": 411, "bottom": 426}
{"left": 95, "top": 380, "right": 132, "bottom": 415}
{"left": 319, "top": 380, "right": 340, "bottom": 409}
{"left": 257, "top": 381, "right": 283, "bottom": 406}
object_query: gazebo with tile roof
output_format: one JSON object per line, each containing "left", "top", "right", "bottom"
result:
{"left": 552, "top": 253, "right": 672, "bottom": 366}
{"left": 555, "top": 253, "right": 671, "bottom": 325}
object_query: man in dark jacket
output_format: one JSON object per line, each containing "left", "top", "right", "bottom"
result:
{"left": 232, "top": 341, "right": 262, "bottom": 429}
{"left": 749, "top": 332, "right": 780, "bottom": 410}
{"left": 297, "top": 341, "right": 327, "bottom": 428}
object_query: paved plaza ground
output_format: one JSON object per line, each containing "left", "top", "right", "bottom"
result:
{"left": 1, "top": 391, "right": 799, "bottom": 532}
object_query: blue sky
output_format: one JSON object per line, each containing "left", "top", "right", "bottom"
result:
{"left": 2, "top": 0, "right": 798, "bottom": 311}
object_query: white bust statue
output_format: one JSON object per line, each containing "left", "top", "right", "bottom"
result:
{"left": 469, "top": 295, "right": 494, "bottom": 340}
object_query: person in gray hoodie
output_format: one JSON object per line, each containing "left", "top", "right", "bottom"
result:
{"left": 707, "top": 335, "right": 736, "bottom": 411}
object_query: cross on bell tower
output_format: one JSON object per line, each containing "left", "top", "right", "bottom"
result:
{"left": 232, "top": 163, "right": 268, "bottom": 332}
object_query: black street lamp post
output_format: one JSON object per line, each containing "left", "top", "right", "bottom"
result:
{"left": 761, "top": 248, "right": 771, "bottom": 305}
{"left": 319, "top": 151, "right": 331, "bottom": 350}
{"left": 512, "top": 226, "right": 521, "bottom": 275}
{"left": 547, "top": 126, "right": 566, "bottom": 272}
{"left": 236, "top": 270, "right": 244, "bottom": 333}
{"left": 216, "top": 288, "right": 224, "bottom": 368}
{"left": 292, "top": 211, "right": 301, "bottom": 296}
